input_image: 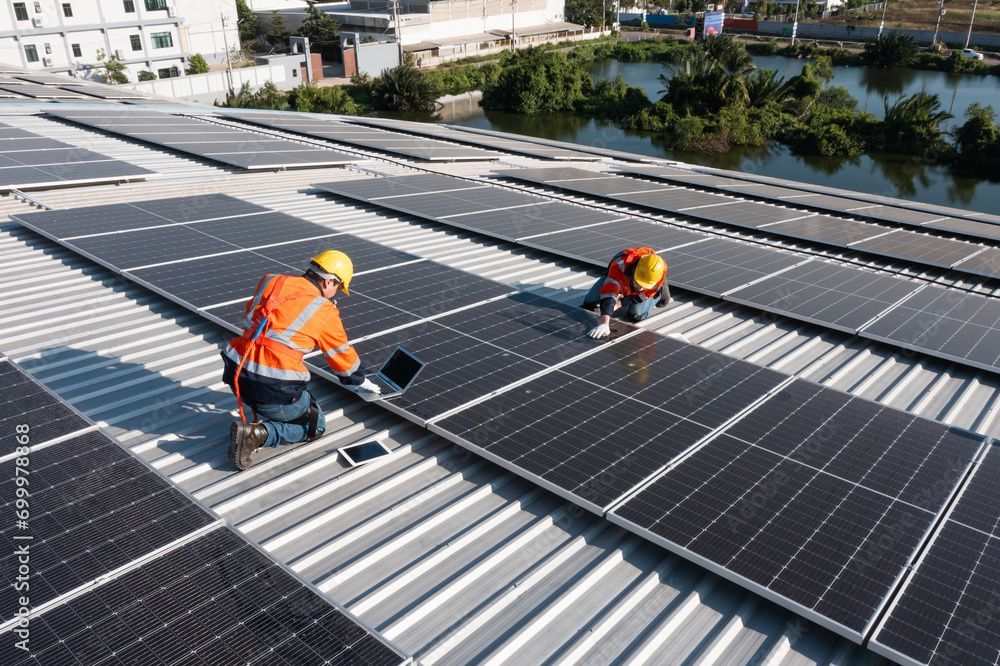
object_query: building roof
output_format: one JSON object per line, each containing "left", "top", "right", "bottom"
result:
{"left": 3, "top": 102, "right": 997, "bottom": 664}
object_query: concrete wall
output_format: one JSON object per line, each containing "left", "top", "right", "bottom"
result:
{"left": 352, "top": 39, "right": 400, "bottom": 76}
{"left": 126, "top": 62, "right": 294, "bottom": 102}
{"left": 755, "top": 20, "right": 1000, "bottom": 48}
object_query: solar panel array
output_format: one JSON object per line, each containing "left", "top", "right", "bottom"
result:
{"left": 13, "top": 191, "right": 997, "bottom": 656}
{"left": 45, "top": 108, "right": 360, "bottom": 170}
{"left": 216, "top": 111, "right": 504, "bottom": 162}
{"left": 687, "top": 163, "right": 1000, "bottom": 226}
{"left": 609, "top": 379, "right": 984, "bottom": 639}
{"left": 871, "top": 444, "right": 1000, "bottom": 666}
{"left": 619, "top": 164, "right": 1000, "bottom": 245}
{"left": 347, "top": 116, "right": 604, "bottom": 161}
{"left": 0, "top": 121, "right": 152, "bottom": 191}
{"left": 0, "top": 357, "right": 405, "bottom": 665}
{"left": 504, "top": 166, "right": 991, "bottom": 277}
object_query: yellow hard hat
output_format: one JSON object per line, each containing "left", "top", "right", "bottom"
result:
{"left": 310, "top": 250, "right": 354, "bottom": 295}
{"left": 634, "top": 254, "right": 666, "bottom": 290}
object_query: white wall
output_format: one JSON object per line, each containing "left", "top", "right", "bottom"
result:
{"left": 0, "top": 0, "right": 237, "bottom": 77}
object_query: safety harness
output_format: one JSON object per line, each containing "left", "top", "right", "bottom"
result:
{"left": 232, "top": 275, "right": 323, "bottom": 441}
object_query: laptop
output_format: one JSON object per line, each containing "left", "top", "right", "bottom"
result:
{"left": 357, "top": 347, "right": 426, "bottom": 402}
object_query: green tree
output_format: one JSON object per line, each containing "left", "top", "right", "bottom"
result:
{"left": 658, "top": 37, "right": 755, "bottom": 114}
{"left": 482, "top": 48, "right": 590, "bottom": 114}
{"left": 217, "top": 81, "right": 289, "bottom": 110}
{"left": 565, "top": 0, "right": 614, "bottom": 28}
{"left": 267, "top": 10, "right": 289, "bottom": 49}
{"left": 953, "top": 103, "right": 1000, "bottom": 167}
{"left": 864, "top": 32, "right": 918, "bottom": 68}
{"left": 185, "top": 53, "right": 210, "bottom": 75}
{"left": 236, "top": 0, "right": 260, "bottom": 46}
{"left": 744, "top": 68, "right": 790, "bottom": 108}
{"left": 370, "top": 65, "right": 438, "bottom": 113}
{"left": 300, "top": 4, "right": 340, "bottom": 51}
{"left": 96, "top": 49, "right": 128, "bottom": 84}
{"left": 880, "top": 92, "right": 953, "bottom": 157}
{"left": 137, "top": 70, "right": 157, "bottom": 81}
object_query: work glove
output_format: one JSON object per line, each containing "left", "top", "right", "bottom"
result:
{"left": 588, "top": 323, "right": 611, "bottom": 339}
{"left": 356, "top": 378, "right": 382, "bottom": 395}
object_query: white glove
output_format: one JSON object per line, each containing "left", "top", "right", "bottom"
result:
{"left": 588, "top": 323, "right": 611, "bottom": 339}
{"left": 356, "top": 378, "right": 382, "bottom": 395}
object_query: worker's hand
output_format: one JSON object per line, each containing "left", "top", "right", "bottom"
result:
{"left": 588, "top": 323, "right": 611, "bottom": 339}
{"left": 356, "top": 378, "right": 382, "bottom": 395}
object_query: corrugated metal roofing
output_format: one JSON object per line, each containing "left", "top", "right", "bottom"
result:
{"left": 3, "top": 106, "right": 995, "bottom": 664}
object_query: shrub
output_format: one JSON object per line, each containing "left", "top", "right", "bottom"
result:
{"left": 217, "top": 81, "right": 289, "bottom": 110}
{"left": 137, "top": 70, "right": 157, "bottom": 81}
{"left": 289, "top": 84, "right": 358, "bottom": 114}
{"left": 185, "top": 53, "right": 210, "bottom": 75}
{"left": 482, "top": 48, "right": 590, "bottom": 113}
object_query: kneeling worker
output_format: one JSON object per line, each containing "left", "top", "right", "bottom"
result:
{"left": 222, "top": 250, "right": 381, "bottom": 471}
{"left": 583, "top": 246, "right": 669, "bottom": 339}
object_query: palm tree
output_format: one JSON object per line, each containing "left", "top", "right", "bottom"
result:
{"left": 881, "top": 92, "right": 953, "bottom": 155}
{"left": 371, "top": 65, "right": 438, "bottom": 113}
{"left": 745, "top": 69, "right": 791, "bottom": 108}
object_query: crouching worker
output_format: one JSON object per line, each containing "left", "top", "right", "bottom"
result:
{"left": 583, "top": 246, "right": 669, "bottom": 339}
{"left": 222, "top": 250, "right": 381, "bottom": 471}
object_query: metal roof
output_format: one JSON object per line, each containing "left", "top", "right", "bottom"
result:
{"left": 4, "top": 106, "right": 996, "bottom": 664}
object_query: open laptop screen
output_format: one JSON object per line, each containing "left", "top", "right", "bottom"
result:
{"left": 380, "top": 348, "right": 424, "bottom": 391}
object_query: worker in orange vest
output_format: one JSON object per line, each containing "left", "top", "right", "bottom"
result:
{"left": 583, "top": 246, "right": 669, "bottom": 339}
{"left": 222, "top": 250, "right": 380, "bottom": 471}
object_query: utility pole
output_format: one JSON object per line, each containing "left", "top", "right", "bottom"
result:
{"left": 877, "top": 0, "right": 888, "bottom": 39}
{"left": 511, "top": 0, "right": 517, "bottom": 50}
{"left": 931, "top": 0, "right": 946, "bottom": 47}
{"left": 965, "top": 0, "right": 978, "bottom": 49}
{"left": 391, "top": 0, "right": 403, "bottom": 63}
{"left": 790, "top": 0, "right": 800, "bottom": 45}
{"left": 220, "top": 13, "right": 234, "bottom": 95}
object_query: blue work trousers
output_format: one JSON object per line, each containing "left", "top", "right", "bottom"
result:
{"left": 245, "top": 390, "right": 326, "bottom": 447}
{"left": 582, "top": 277, "right": 658, "bottom": 323}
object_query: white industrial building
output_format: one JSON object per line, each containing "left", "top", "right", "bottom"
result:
{"left": 262, "top": 0, "right": 593, "bottom": 66}
{"left": 0, "top": 0, "right": 239, "bottom": 81}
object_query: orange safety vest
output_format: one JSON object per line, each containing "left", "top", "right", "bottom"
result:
{"left": 223, "top": 275, "right": 360, "bottom": 401}
{"left": 599, "top": 246, "right": 667, "bottom": 301}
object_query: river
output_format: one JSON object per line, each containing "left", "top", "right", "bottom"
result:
{"left": 440, "top": 57, "right": 1000, "bottom": 212}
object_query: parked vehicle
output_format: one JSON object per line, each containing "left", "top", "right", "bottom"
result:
{"left": 960, "top": 48, "right": 985, "bottom": 60}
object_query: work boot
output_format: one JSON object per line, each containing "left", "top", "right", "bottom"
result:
{"left": 229, "top": 421, "right": 268, "bottom": 471}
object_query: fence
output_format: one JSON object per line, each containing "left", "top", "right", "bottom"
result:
{"left": 126, "top": 64, "right": 294, "bottom": 102}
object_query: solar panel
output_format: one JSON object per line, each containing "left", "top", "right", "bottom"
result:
{"left": 922, "top": 215, "right": 1000, "bottom": 243}
{"left": 347, "top": 116, "right": 603, "bottom": 161}
{"left": 129, "top": 252, "right": 291, "bottom": 308}
{"left": 64, "top": 85, "right": 149, "bottom": 100}
{"left": 254, "top": 234, "right": 419, "bottom": 274}
{"left": 0, "top": 124, "right": 151, "bottom": 191}
{"left": 45, "top": 109, "right": 359, "bottom": 171}
{"left": 766, "top": 214, "right": 888, "bottom": 246}
{"left": 0, "top": 361, "right": 89, "bottom": 456}
{"left": 216, "top": 111, "right": 504, "bottom": 162}
{"left": 351, "top": 260, "right": 515, "bottom": 319}
{"left": 0, "top": 83, "right": 86, "bottom": 98}
{"left": 434, "top": 331, "right": 787, "bottom": 510}
{"left": 871, "top": 446, "right": 1000, "bottom": 666}
{"left": 0, "top": 432, "right": 214, "bottom": 614}
{"left": 13, "top": 73, "right": 86, "bottom": 86}
{"left": 0, "top": 359, "right": 405, "bottom": 663}
{"left": 0, "top": 527, "right": 405, "bottom": 666}
{"left": 667, "top": 237, "right": 804, "bottom": 298}
{"left": 316, "top": 176, "right": 626, "bottom": 241}
{"left": 66, "top": 224, "right": 240, "bottom": 270}
{"left": 726, "top": 260, "right": 920, "bottom": 333}
{"left": 860, "top": 285, "right": 1000, "bottom": 374}
{"left": 848, "top": 229, "right": 981, "bottom": 268}
{"left": 324, "top": 319, "right": 548, "bottom": 422}
{"left": 953, "top": 246, "right": 1000, "bottom": 280}
{"left": 611, "top": 379, "right": 984, "bottom": 639}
